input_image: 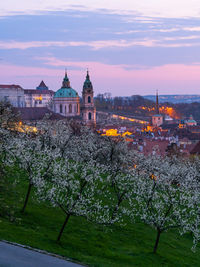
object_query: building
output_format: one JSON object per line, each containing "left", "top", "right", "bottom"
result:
{"left": 53, "top": 71, "right": 80, "bottom": 117}
{"left": 0, "top": 84, "right": 25, "bottom": 107}
{"left": 152, "top": 91, "right": 163, "bottom": 127}
{"left": 24, "top": 81, "right": 54, "bottom": 108}
{"left": 185, "top": 115, "right": 197, "bottom": 127}
{"left": 81, "top": 70, "right": 96, "bottom": 127}
{"left": 53, "top": 70, "right": 96, "bottom": 127}
{"left": 0, "top": 71, "right": 96, "bottom": 127}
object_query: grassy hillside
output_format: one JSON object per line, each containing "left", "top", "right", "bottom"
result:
{"left": 1, "top": 168, "right": 200, "bottom": 267}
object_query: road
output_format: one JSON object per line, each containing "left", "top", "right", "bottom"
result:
{"left": 0, "top": 241, "right": 83, "bottom": 267}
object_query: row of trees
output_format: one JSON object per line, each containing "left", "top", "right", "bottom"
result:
{"left": 95, "top": 94, "right": 153, "bottom": 114}
{"left": 1, "top": 101, "right": 200, "bottom": 253}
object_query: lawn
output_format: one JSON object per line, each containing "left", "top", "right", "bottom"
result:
{"left": 0, "top": 168, "right": 200, "bottom": 267}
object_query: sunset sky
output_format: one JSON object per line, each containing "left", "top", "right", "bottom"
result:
{"left": 1, "top": 0, "right": 200, "bottom": 96}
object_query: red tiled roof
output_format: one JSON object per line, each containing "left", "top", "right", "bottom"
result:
{"left": 143, "top": 140, "right": 169, "bottom": 156}
{"left": 0, "top": 84, "right": 23, "bottom": 89}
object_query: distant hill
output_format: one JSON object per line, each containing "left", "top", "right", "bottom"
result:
{"left": 143, "top": 95, "right": 200, "bottom": 104}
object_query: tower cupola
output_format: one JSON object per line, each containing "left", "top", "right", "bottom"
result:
{"left": 83, "top": 70, "right": 93, "bottom": 92}
{"left": 62, "top": 70, "right": 71, "bottom": 88}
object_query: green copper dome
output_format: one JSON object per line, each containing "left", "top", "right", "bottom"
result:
{"left": 54, "top": 71, "right": 79, "bottom": 98}
{"left": 54, "top": 87, "right": 78, "bottom": 98}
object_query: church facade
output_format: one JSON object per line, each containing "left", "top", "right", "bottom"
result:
{"left": 53, "top": 72, "right": 80, "bottom": 117}
{"left": 53, "top": 71, "right": 96, "bottom": 127}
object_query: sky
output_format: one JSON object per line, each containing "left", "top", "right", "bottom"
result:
{"left": 1, "top": 1, "right": 200, "bottom": 96}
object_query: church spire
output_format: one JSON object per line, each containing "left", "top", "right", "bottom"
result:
{"left": 86, "top": 69, "right": 90, "bottom": 80}
{"left": 83, "top": 69, "right": 93, "bottom": 91}
{"left": 62, "top": 69, "right": 70, "bottom": 88}
{"left": 156, "top": 90, "right": 159, "bottom": 114}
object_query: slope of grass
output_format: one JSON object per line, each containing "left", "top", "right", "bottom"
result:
{"left": 0, "top": 169, "right": 200, "bottom": 267}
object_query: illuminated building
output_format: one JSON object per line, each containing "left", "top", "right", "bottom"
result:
{"left": 0, "top": 71, "right": 96, "bottom": 127}
{"left": 24, "top": 81, "right": 54, "bottom": 108}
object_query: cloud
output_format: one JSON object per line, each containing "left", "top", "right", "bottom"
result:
{"left": 1, "top": 0, "right": 200, "bottom": 18}
{"left": 183, "top": 27, "right": 200, "bottom": 31}
{"left": 2, "top": 60, "right": 200, "bottom": 95}
{"left": 1, "top": 37, "right": 200, "bottom": 51}
{"left": 164, "top": 35, "right": 200, "bottom": 41}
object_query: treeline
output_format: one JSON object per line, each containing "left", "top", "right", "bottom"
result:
{"left": 95, "top": 94, "right": 200, "bottom": 121}
{"left": 174, "top": 102, "right": 200, "bottom": 121}
{"left": 95, "top": 94, "right": 154, "bottom": 114}
{"left": 1, "top": 101, "right": 200, "bottom": 254}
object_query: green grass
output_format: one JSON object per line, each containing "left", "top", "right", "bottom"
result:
{"left": 1, "top": 169, "right": 200, "bottom": 267}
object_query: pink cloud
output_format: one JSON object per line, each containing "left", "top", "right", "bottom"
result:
{"left": 1, "top": 61, "right": 200, "bottom": 96}
{"left": 1, "top": 38, "right": 200, "bottom": 51}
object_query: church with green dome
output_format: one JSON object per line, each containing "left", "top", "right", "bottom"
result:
{"left": 53, "top": 71, "right": 96, "bottom": 127}
{"left": 53, "top": 71, "right": 80, "bottom": 117}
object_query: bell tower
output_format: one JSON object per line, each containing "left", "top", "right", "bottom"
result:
{"left": 81, "top": 70, "right": 96, "bottom": 127}
{"left": 152, "top": 90, "right": 163, "bottom": 127}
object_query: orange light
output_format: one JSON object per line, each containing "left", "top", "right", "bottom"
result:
{"left": 139, "top": 105, "right": 180, "bottom": 119}
{"left": 151, "top": 174, "right": 157, "bottom": 181}
{"left": 102, "top": 129, "right": 120, "bottom": 136}
{"left": 35, "top": 95, "right": 43, "bottom": 101}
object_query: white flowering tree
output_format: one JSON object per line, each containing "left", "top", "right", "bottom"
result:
{"left": 92, "top": 136, "right": 142, "bottom": 224}
{"left": 9, "top": 127, "right": 60, "bottom": 213}
{"left": 0, "top": 101, "right": 20, "bottom": 217}
{"left": 35, "top": 156, "right": 108, "bottom": 241}
{"left": 34, "top": 126, "right": 139, "bottom": 241}
{"left": 129, "top": 155, "right": 200, "bottom": 253}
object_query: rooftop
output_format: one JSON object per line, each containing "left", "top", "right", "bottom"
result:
{"left": 13, "top": 107, "right": 66, "bottom": 121}
{"left": 24, "top": 89, "right": 54, "bottom": 95}
{"left": 0, "top": 84, "right": 23, "bottom": 89}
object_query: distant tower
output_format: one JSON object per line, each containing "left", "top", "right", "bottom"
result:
{"left": 152, "top": 90, "right": 163, "bottom": 127}
{"left": 155, "top": 90, "right": 159, "bottom": 114}
{"left": 81, "top": 70, "right": 96, "bottom": 127}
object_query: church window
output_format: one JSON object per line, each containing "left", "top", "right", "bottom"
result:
{"left": 60, "top": 104, "right": 63, "bottom": 113}
{"left": 88, "top": 96, "right": 91, "bottom": 103}
{"left": 77, "top": 104, "right": 79, "bottom": 113}
{"left": 65, "top": 105, "right": 67, "bottom": 114}
{"left": 88, "top": 112, "right": 92, "bottom": 120}
{"left": 69, "top": 104, "right": 72, "bottom": 113}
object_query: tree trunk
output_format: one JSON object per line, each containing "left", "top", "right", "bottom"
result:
{"left": 153, "top": 229, "right": 161, "bottom": 253}
{"left": 21, "top": 182, "right": 32, "bottom": 213}
{"left": 57, "top": 213, "right": 71, "bottom": 242}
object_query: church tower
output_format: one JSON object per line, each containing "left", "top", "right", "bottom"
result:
{"left": 81, "top": 70, "right": 96, "bottom": 127}
{"left": 152, "top": 90, "right": 163, "bottom": 127}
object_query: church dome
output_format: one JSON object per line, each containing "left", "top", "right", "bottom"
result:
{"left": 54, "top": 71, "right": 79, "bottom": 98}
{"left": 54, "top": 87, "right": 78, "bottom": 98}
